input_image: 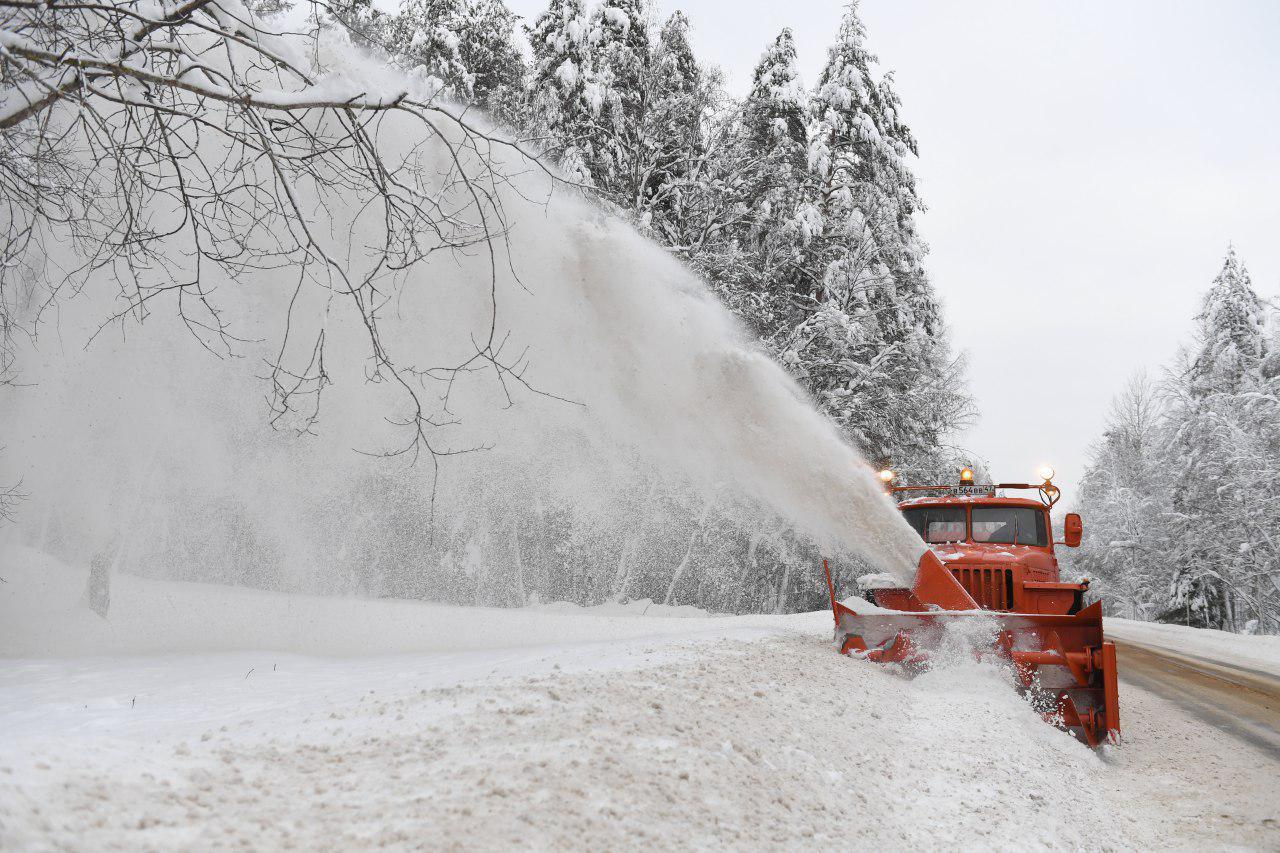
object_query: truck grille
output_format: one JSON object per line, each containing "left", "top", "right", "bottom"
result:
{"left": 951, "top": 566, "right": 1015, "bottom": 611}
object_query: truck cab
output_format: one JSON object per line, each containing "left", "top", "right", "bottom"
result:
{"left": 880, "top": 470, "right": 1086, "bottom": 615}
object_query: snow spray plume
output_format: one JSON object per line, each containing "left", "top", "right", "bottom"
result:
{"left": 0, "top": 25, "right": 925, "bottom": 610}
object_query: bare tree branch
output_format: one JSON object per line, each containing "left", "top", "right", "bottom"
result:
{"left": 0, "top": 0, "right": 567, "bottom": 493}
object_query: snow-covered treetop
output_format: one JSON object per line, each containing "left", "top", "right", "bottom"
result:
{"left": 806, "top": 2, "right": 925, "bottom": 213}
{"left": 1189, "top": 246, "right": 1268, "bottom": 396}
{"left": 589, "top": 0, "right": 650, "bottom": 109}
{"left": 381, "top": 0, "right": 473, "bottom": 98}
{"left": 530, "top": 0, "right": 592, "bottom": 84}
{"left": 743, "top": 29, "right": 807, "bottom": 158}
{"left": 654, "top": 11, "right": 696, "bottom": 98}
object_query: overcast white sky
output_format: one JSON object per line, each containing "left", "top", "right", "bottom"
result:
{"left": 506, "top": 0, "right": 1280, "bottom": 498}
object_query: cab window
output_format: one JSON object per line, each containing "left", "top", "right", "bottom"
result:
{"left": 971, "top": 506, "right": 1047, "bottom": 547}
{"left": 901, "top": 506, "right": 967, "bottom": 544}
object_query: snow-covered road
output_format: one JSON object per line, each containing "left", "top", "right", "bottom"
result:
{"left": 2, "top": 549, "right": 1279, "bottom": 850}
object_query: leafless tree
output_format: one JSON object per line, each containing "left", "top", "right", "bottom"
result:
{"left": 0, "top": 451, "right": 23, "bottom": 523}
{"left": 0, "top": 481, "right": 22, "bottom": 522}
{"left": 0, "top": 0, "right": 554, "bottom": 488}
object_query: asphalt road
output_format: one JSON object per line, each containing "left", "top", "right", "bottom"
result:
{"left": 1113, "top": 637, "right": 1280, "bottom": 761}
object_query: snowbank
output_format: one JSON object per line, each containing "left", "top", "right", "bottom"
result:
{"left": 0, "top": 603, "right": 1137, "bottom": 850}
{"left": 6, "top": 548, "right": 1278, "bottom": 849}
{"left": 1105, "top": 617, "right": 1280, "bottom": 679}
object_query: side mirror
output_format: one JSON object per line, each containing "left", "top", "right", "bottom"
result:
{"left": 1062, "top": 513, "right": 1083, "bottom": 548}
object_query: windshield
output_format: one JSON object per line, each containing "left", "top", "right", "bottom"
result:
{"left": 901, "top": 506, "right": 967, "bottom": 544}
{"left": 971, "top": 506, "right": 1047, "bottom": 547}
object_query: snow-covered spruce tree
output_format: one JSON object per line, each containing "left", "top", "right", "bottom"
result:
{"left": 370, "top": 0, "right": 527, "bottom": 124}
{"left": 690, "top": 28, "right": 816, "bottom": 413}
{"left": 457, "top": 0, "right": 528, "bottom": 124}
{"left": 643, "top": 18, "right": 972, "bottom": 609}
{"left": 526, "top": 0, "right": 597, "bottom": 184}
{"left": 1159, "top": 248, "right": 1272, "bottom": 629}
{"left": 581, "top": 0, "right": 650, "bottom": 194}
{"left": 775, "top": 2, "right": 969, "bottom": 475}
{"left": 378, "top": 0, "right": 473, "bottom": 98}
{"left": 631, "top": 12, "right": 702, "bottom": 229}
{"left": 726, "top": 29, "right": 810, "bottom": 318}
{"left": 524, "top": 0, "right": 726, "bottom": 247}
{"left": 618, "top": 12, "right": 739, "bottom": 263}
{"left": 1071, "top": 247, "right": 1280, "bottom": 633}
{"left": 1215, "top": 355, "right": 1280, "bottom": 633}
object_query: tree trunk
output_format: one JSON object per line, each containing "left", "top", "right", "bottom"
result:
{"left": 511, "top": 520, "right": 527, "bottom": 607}
{"left": 611, "top": 534, "right": 638, "bottom": 603}
{"left": 664, "top": 502, "right": 711, "bottom": 607}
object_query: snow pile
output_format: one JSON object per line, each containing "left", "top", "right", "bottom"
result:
{"left": 8, "top": 550, "right": 1278, "bottom": 849}
{"left": 2, "top": 637, "right": 1129, "bottom": 848}
{"left": 0, "top": 586, "right": 1140, "bottom": 849}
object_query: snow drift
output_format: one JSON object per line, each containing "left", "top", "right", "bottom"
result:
{"left": 0, "top": 556, "right": 1137, "bottom": 849}
{"left": 0, "top": 18, "right": 924, "bottom": 613}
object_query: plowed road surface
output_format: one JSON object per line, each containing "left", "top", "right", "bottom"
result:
{"left": 1113, "top": 638, "right": 1280, "bottom": 760}
{"left": 1100, "top": 634, "right": 1280, "bottom": 848}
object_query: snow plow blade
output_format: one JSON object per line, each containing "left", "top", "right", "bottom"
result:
{"left": 823, "top": 553, "right": 1120, "bottom": 747}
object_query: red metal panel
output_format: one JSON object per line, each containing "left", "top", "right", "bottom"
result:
{"left": 911, "top": 549, "right": 979, "bottom": 611}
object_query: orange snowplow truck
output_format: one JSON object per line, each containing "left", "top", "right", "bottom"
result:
{"left": 823, "top": 467, "right": 1120, "bottom": 747}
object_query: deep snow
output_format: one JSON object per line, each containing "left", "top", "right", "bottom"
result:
{"left": 3, "top": 548, "right": 1279, "bottom": 850}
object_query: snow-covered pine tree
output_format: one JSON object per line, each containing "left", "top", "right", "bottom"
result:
{"left": 682, "top": 28, "right": 816, "bottom": 393}
{"left": 527, "top": 0, "right": 597, "bottom": 184}
{"left": 776, "top": 1, "right": 968, "bottom": 474}
{"left": 583, "top": 0, "right": 651, "bottom": 194}
{"left": 1187, "top": 247, "right": 1269, "bottom": 394}
{"left": 737, "top": 29, "right": 809, "bottom": 299}
{"left": 1073, "top": 247, "right": 1280, "bottom": 634}
{"left": 636, "top": 12, "right": 703, "bottom": 229}
{"left": 631, "top": 14, "right": 744, "bottom": 263}
{"left": 743, "top": 29, "right": 808, "bottom": 169}
{"left": 455, "top": 0, "right": 528, "bottom": 123}
{"left": 526, "top": 2, "right": 716, "bottom": 245}
{"left": 1160, "top": 247, "right": 1271, "bottom": 629}
{"left": 375, "top": 0, "right": 474, "bottom": 100}
{"left": 805, "top": 1, "right": 906, "bottom": 261}
{"left": 367, "top": 0, "right": 525, "bottom": 120}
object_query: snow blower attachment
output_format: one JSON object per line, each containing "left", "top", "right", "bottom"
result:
{"left": 824, "top": 468, "right": 1120, "bottom": 747}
